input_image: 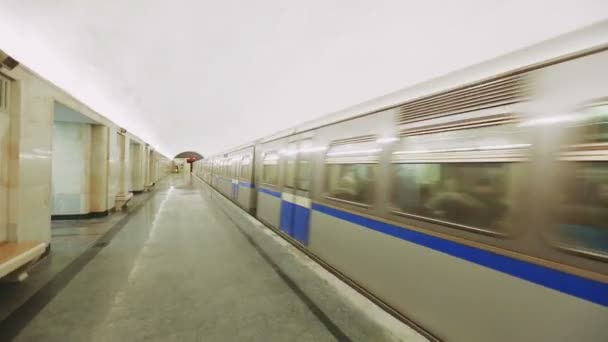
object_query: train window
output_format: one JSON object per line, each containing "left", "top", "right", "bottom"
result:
{"left": 326, "top": 164, "right": 375, "bottom": 205}
{"left": 391, "top": 163, "right": 520, "bottom": 233}
{"left": 231, "top": 159, "right": 238, "bottom": 178}
{"left": 391, "top": 123, "right": 529, "bottom": 235}
{"left": 551, "top": 102, "right": 608, "bottom": 259}
{"left": 262, "top": 152, "right": 279, "bottom": 185}
{"left": 284, "top": 141, "right": 298, "bottom": 188}
{"left": 240, "top": 156, "right": 251, "bottom": 180}
{"left": 297, "top": 159, "right": 311, "bottom": 191}
{"left": 572, "top": 104, "right": 608, "bottom": 144}
{"left": 285, "top": 159, "right": 296, "bottom": 188}
{"left": 553, "top": 162, "right": 608, "bottom": 259}
{"left": 296, "top": 139, "right": 313, "bottom": 191}
{"left": 324, "top": 138, "right": 380, "bottom": 206}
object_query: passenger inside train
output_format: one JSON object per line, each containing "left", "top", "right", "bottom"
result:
{"left": 328, "top": 164, "right": 374, "bottom": 204}
{"left": 392, "top": 163, "right": 510, "bottom": 231}
{"left": 558, "top": 162, "right": 608, "bottom": 254}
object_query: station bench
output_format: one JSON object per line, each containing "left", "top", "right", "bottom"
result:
{"left": 0, "top": 241, "right": 47, "bottom": 282}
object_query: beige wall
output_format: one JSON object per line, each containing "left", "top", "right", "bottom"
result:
{"left": 6, "top": 68, "right": 102, "bottom": 241}
{"left": 0, "top": 63, "right": 171, "bottom": 244}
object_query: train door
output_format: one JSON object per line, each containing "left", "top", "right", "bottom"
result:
{"left": 280, "top": 141, "right": 297, "bottom": 236}
{"left": 279, "top": 137, "right": 313, "bottom": 245}
{"left": 231, "top": 157, "right": 239, "bottom": 201}
{"left": 529, "top": 50, "right": 608, "bottom": 272}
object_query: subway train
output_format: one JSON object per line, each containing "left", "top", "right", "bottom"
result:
{"left": 193, "top": 22, "right": 608, "bottom": 341}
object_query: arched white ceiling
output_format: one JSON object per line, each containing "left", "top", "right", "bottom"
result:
{"left": 0, "top": 0, "right": 606, "bottom": 157}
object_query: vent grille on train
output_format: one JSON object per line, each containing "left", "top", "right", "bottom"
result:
{"left": 330, "top": 134, "right": 376, "bottom": 146}
{"left": 397, "top": 73, "right": 528, "bottom": 125}
{"left": 400, "top": 113, "right": 520, "bottom": 137}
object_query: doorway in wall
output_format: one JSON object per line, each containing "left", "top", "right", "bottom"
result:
{"left": 51, "top": 102, "right": 100, "bottom": 219}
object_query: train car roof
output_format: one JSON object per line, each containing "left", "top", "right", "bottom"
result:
{"left": 206, "top": 19, "right": 608, "bottom": 159}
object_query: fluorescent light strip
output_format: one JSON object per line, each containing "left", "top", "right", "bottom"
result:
{"left": 519, "top": 111, "right": 608, "bottom": 127}
{"left": 279, "top": 146, "right": 327, "bottom": 156}
{"left": 327, "top": 148, "right": 383, "bottom": 157}
{"left": 393, "top": 143, "right": 531, "bottom": 155}
{"left": 264, "top": 155, "right": 280, "bottom": 161}
{"left": 377, "top": 137, "right": 399, "bottom": 144}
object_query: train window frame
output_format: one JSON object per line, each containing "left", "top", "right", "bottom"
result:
{"left": 323, "top": 139, "right": 380, "bottom": 208}
{"left": 547, "top": 161, "right": 608, "bottom": 262}
{"left": 562, "top": 100, "right": 608, "bottom": 146}
{"left": 390, "top": 121, "right": 530, "bottom": 238}
{"left": 231, "top": 157, "right": 238, "bottom": 179}
{"left": 239, "top": 155, "right": 252, "bottom": 181}
{"left": 389, "top": 162, "right": 525, "bottom": 237}
{"left": 549, "top": 102, "right": 608, "bottom": 262}
{"left": 261, "top": 151, "right": 279, "bottom": 187}
{"left": 295, "top": 138, "right": 314, "bottom": 192}
{"left": 283, "top": 141, "right": 298, "bottom": 189}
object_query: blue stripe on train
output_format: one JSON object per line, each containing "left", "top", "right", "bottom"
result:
{"left": 280, "top": 201, "right": 295, "bottom": 235}
{"left": 259, "top": 187, "right": 281, "bottom": 198}
{"left": 292, "top": 204, "right": 310, "bottom": 245}
{"left": 239, "top": 181, "right": 254, "bottom": 188}
{"left": 312, "top": 203, "right": 608, "bottom": 307}
{"left": 280, "top": 200, "right": 310, "bottom": 245}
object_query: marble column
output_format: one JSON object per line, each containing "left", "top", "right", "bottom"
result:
{"left": 130, "top": 142, "right": 145, "bottom": 192}
{"left": 144, "top": 145, "right": 153, "bottom": 191}
{"left": 90, "top": 125, "right": 109, "bottom": 214}
{"left": 149, "top": 150, "right": 157, "bottom": 186}
{"left": 8, "top": 79, "right": 52, "bottom": 243}
{"left": 114, "top": 131, "right": 132, "bottom": 210}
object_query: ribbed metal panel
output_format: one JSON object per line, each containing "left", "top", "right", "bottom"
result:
{"left": 400, "top": 113, "right": 519, "bottom": 137}
{"left": 330, "top": 134, "right": 376, "bottom": 146}
{"left": 397, "top": 73, "right": 528, "bottom": 125}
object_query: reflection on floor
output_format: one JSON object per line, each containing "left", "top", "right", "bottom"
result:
{"left": 0, "top": 174, "right": 427, "bottom": 342}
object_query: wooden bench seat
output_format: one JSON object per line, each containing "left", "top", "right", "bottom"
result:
{"left": 0, "top": 241, "right": 47, "bottom": 281}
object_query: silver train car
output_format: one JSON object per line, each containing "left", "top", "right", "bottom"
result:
{"left": 194, "top": 22, "right": 608, "bottom": 341}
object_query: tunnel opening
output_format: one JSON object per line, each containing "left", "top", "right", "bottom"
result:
{"left": 174, "top": 151, "right": 203, "bottom": 173}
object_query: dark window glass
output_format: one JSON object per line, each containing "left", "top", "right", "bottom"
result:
{"left": 262, "top": 152, "right": 279, "bottom": 185}
{"left": 240, "top": 156, "right": 251, "bottom": 180}
{"left": 296, "top": 139, "right": 313, "bottom": 191}
{"left": 554, "top": 162, "right": 608, "bottom": 257}
{"left": 573, "top": 105, "right": 608, "bottom": 144}
{"left": 297, "top": 159, "right": 311, "bottom": 191}
{"left": 391, "top": 163, "right": 517, "bottom": 232}
{"left": 285, "top": 159, "right": 296, "bottom": 188}
{"left": 326, "top": 164, "right": 374, "bottom": 204}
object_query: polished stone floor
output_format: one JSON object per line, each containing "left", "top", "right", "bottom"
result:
{"left": 1, "top": 174, "right": 427, "bottom": 342}
{"left": 0, "top": 190, "right": 156, "bottom": 325}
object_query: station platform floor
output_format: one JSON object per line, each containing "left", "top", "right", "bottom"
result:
{"left": 0, "top": 174, "right": 428, "bottom": 342}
